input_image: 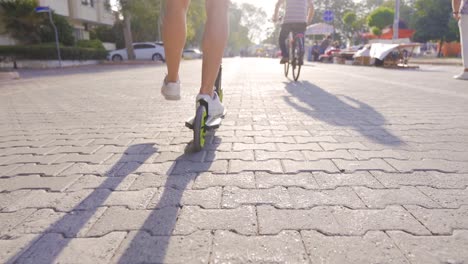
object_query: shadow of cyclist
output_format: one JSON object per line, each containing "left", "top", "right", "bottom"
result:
{"left": 283, "top": 81, "right": 404, "bottom": 146}
{"left": 9, "top": 143, "right": 157, "bottom": 263}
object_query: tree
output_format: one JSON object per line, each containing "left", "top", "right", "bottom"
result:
{"left": 367, "top": 6, "right": 394, "bottom": 30}
{"left": 114, "top": 0, "right": 136, "bottom": 59}
{"left": 371, "top": 26, "right": 382, "bottom": 37}
{"left": 310, "top": 0, "right": 356, "bottom": 46}
{"left": 379, "top": 0, "right": 415, "bottom": 29}
{"left": 0, "top": 0, "right": 74, "bottom": 45}
{"left": 186, "top": 0, "right": 205, "bottom": 46}
{"left": 311, "top": 0, "right": 355, "bottom": 29}
{"left": 125, "top": 0, "right": 165, "bottom": 42}
{"left": 411, "top": 0, "right": 457, "bottom": 56}
{"left": 412, "top": 0, "right": 453, "bottom": 42}
{"left": 342, "top": 11, "right": 363, "bottom": 45}
{"left": 38, "top": 13, "right": 74, "bottom": 46}
{"left": 357, "top": 0, "right": 385, "bottom": 14}
{"left": 227, "top": 3, "right": 251, "bottom": 55}
{"left": 240, "top": 3, "right": 267, "bottom": 44}
{"left": 0, "top": 0, "right": 43, "bottom": 44}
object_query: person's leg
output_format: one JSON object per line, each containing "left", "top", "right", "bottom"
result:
{"left": 163, "top": 0, "right": 191, "bottom": 83}
{"left": 455, "top": 14, "right": 468, "bottom": 79}
{"left": 461, "top": 15, "right": 468, "bottom": 71}
{"left": 292, "top": 23, "right": 307, "bottom": 64}
{"left": 199, "top": 0, "right": 229, "bottom": 95}
{"left": 279, "top": 24, "right": 290, "bottom": 61}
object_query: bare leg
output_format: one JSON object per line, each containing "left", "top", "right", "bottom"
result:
{"left": 163, "top": 0, "right": 191, "bottom": 83}
{"left": 200, "top": 0, "right": 230, "bottom": 95}
{"left": 461, "top": 16, "right": 468, "bottom": 72}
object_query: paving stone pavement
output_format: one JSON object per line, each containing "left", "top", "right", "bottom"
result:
{"left": 1, "top": 58, "right": 468, "bottom": 263}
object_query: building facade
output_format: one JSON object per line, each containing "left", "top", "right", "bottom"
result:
{"left": 0, "top": 0, "right": 115, "bottom": 45}
{"left": 39, "top": 0, "right": 115, "bottom": 40}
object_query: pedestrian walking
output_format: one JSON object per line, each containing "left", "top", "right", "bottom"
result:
{"left": 453, "top": 0, "right": 468, "bottom": 80}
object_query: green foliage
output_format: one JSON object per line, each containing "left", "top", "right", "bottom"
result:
{"left": 90, "top": 25, "right": 116, "bottom": 43}
{"left": 342, "top": 11, "right": 364, "bottom": 45}
{"left": 343, "top": 12, "right": 357, "bottom": 25}
{"left": 240, "top": 3, "right": 267, "bottom": 44}
{"left": 312, "top": 0, "right": 356, "bottom": 30}
{"left": 367, "top": 7, "right": 394, "bottom": 30}
{"left": 0, "top": 0, "right": 42, "bottom": 44}
{"left": 130, "top": 0, "right": 162, "bottom": 42}
{"left": 411, "top": 0, "right": 453, "bottom": 42}
{"left": 90, "top": 24, "right": 126, "bottom": 49}
{"left": 111, "top": 22, "right": 125, "bottom": 49}
{"left": 0, "top": 0, "right": 75, "bottom": 45}
{"left": 38, "top": 13, "right": 75, "bottom": 46}
{"left": 76, "top": 39, "right": 105, "bottom": 50}
{"left": 447, "top": 18, "right": 460, "bottom": 42}
{"left": 187, "top": 0, "right": 205, "bottom": 45}
{"left": 0, "top": 44, "right": 107, "bottom": 60}
{"left": 114, "top": 0, "right": 163, "bottom": 41}
{"left": 227, "top": 3, "right": 251, "bottom": 53}
{"left": 371, "top": 26, "right": 382, "bottom": 36}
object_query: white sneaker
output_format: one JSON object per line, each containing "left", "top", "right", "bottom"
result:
{"left": 161, "top": 76, "right": 181, "bottom": 100}
{"left": 453, "top": 71, "right": 468, "bottom": 80}
{"left": 196, "top": 92, "right": 225, "bottom": 118}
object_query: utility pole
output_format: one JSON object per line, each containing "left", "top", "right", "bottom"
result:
{"left": 393, "top": 0, "right": 400, "bottom": 40}
{"left": 157, "top": 0, "right": 163, "bottom": 41}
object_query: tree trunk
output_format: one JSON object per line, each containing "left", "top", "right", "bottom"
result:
{"left": 437, "top": 38, "right": 444, "bottom": 58}
{"left": 123, "top": 11, "right": 135, "bottom": 60}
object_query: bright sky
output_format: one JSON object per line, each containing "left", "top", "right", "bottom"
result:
{"left": 231, "top": 0, "right": 276, "bottom": 18}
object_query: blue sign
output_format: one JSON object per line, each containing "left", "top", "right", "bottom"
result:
{"left": 323, "top": 10, "right": 334, "bottom": 22}
{"left": 35, "top": 6, "right": 51, "bottom": 13}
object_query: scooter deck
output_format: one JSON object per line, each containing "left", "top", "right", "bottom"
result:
{"left": 185, "top": 111, "right": 226, "bottom": 130}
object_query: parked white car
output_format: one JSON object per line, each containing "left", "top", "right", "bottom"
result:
{"left": 108, "top": 42, "right": 165, "bottom": 62}
{"left": 183, "top": 48, "right": 203, "bottom": 59}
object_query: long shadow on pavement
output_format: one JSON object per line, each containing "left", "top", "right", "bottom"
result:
{"left": 284, "top": 81, "right": 404, "bottom": 146}
{"left": 9, "top": 143, "right": 157, "bottom": 263}
{"left": 116, "top": 137, "right": 221, "bottom": 263}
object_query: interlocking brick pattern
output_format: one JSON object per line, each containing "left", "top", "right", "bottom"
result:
{"left": 1, "top": 59, "right": 468, "bottom": 263}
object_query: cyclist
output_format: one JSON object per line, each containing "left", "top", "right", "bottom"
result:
{"left": 273, "top": 0, "right": 314, "bottom": 64}
{"left": 161, "top": 0, "right": 229, "bottom": 119}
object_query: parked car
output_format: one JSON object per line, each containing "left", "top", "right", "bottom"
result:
{"left": 108, "top": 42, "right": 165, "bottom": 62}
{"left": 183, "top": 48, "right": 203, "bottom": 59}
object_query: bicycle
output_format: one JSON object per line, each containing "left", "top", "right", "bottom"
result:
{"left": 284, "top": 31, "right": 305, "bottom": 81}
{"left": 185, "top": 66, "right": 224, "bottom": 152}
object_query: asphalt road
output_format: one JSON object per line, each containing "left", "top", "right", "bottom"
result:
{"left": 1, "top": 58, "right": 468, "bottom": 263}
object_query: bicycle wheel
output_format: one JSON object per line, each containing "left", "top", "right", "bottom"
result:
{"left": 284, "top": 61, "right": 289, "bottom": 77}
{"left": 292, "top": 43, "right": 302, "bottom": 81}
{"left": 193, "top": 104, "right": 208, "bottom": 152}
{"left": 292, "top": 61, "right": 301, "bottom": 81}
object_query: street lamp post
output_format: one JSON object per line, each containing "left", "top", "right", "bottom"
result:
{"left": 35, "top": 6, "right": 62, "bottom": 67}
{"left": 393, "top": 0, "right": 400, "bottom": 40}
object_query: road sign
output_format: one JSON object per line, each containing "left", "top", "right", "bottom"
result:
{"left": 35, "top": 6, "right": 51, "bottom": 13}
{"left": 323, "top": 10, "right": 334, "bottom": 22}
{"left": 34, "top": 6, "right": 61, "bottom": 67}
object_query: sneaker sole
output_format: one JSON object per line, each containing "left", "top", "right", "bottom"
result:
{"left": 163, "top": 94, "right": 181, "bottom": 100}
{"left": 161, "top": 91, "right": 181, "bottom": 100}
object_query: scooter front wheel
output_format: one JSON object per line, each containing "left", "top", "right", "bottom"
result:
{"left": 193, "top": 104, "right": 208, "bottom": 152}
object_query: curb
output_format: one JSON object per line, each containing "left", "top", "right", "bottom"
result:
{"left": 0, "top": 71, "right": 20, "bottom": 81}
{"left": 410, "top": 59, "right": 463, "bottom": 66}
